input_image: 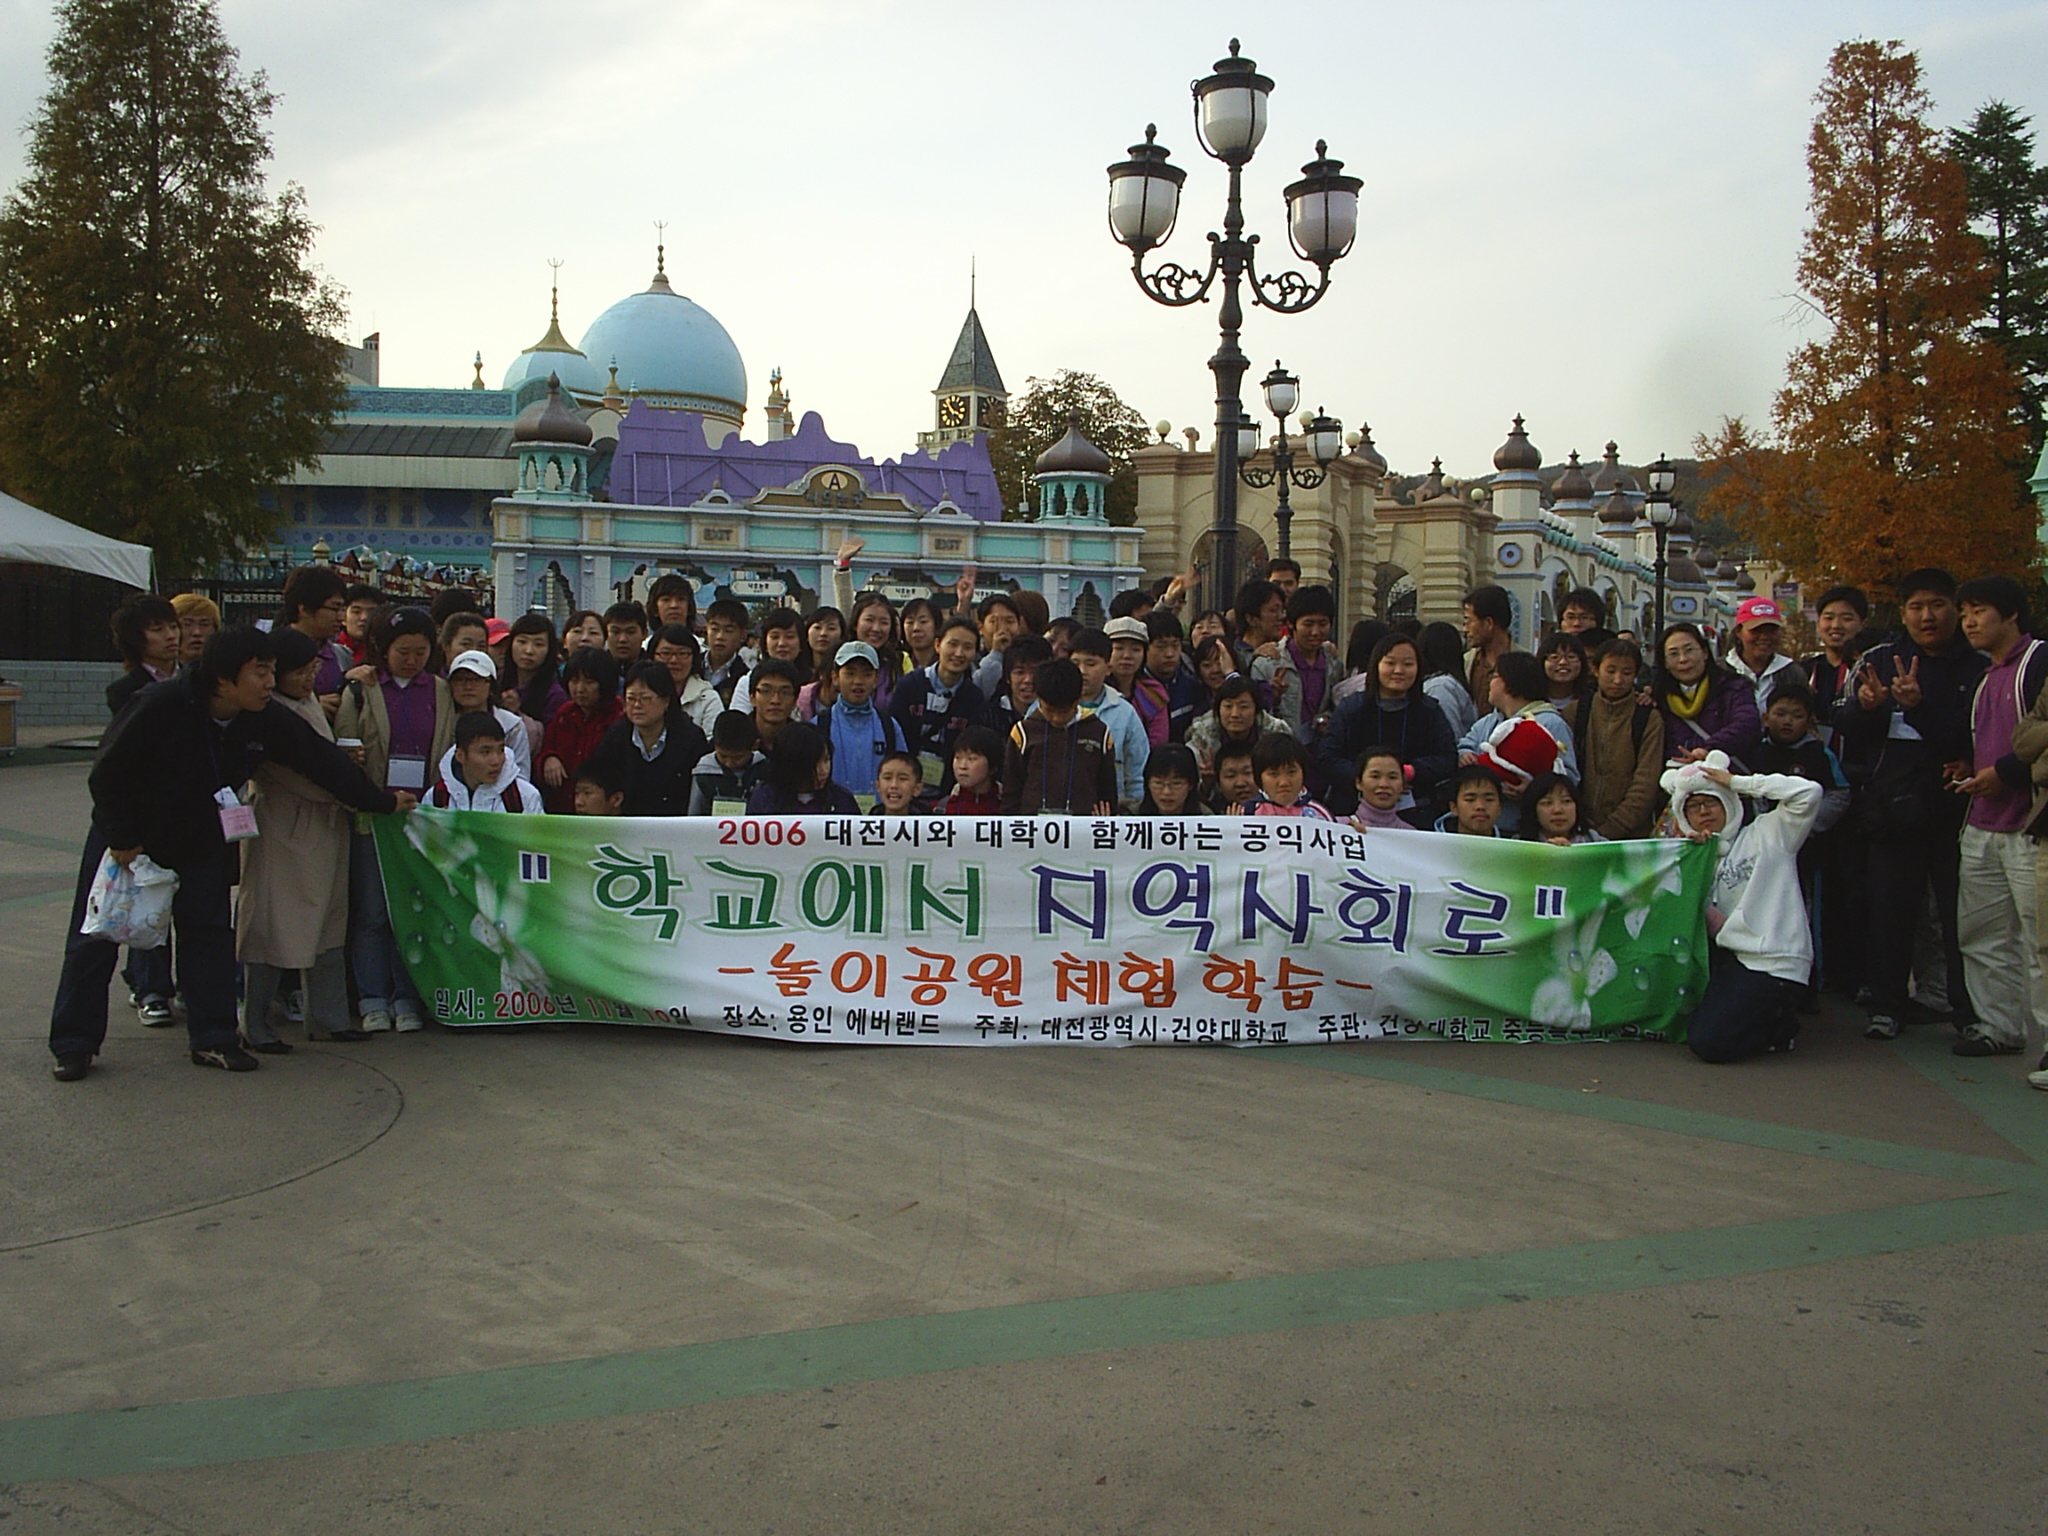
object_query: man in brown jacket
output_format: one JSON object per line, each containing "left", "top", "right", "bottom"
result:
{"left": 1571, "top": 638, "right": 1666, "bottom": 840}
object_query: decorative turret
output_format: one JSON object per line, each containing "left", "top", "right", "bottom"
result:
{"left": 1352, "top": 422, "right": 1388, "bottom": 478}
{"left": 510, "top": 373, "right": 594, "bottom": 501}
{"left": 601, "top": 359, "right": 625, "bottom": 414}
{"left": 470, "top": 351, "right": 486, "bottom": 390}
{"left": 1552, "top": 449, "right": 1593, "bottom": 504}
{"left": 1035, "top": 416, "right": 1112, "bottom": 522}
{"left": 763, "top": 367, "right": 796, "bottom": 441}
{"left": 1492, "top": 414, "right": 1542, "bottom": 476}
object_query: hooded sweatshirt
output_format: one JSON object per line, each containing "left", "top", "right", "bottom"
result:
{"left": 429, "top": 744, "right": 539, "bottom": 813}
{"left": 1661, "top": 750, "right": 1821, "bottom": 983}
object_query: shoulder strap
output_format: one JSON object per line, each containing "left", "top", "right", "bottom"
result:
{"left": 1631, "top": 701, "right": 1652, "bottom": 752}
{"left": 503, "top": 781, "right": 523, "bottom": 812}
{"left": 427, "top": 781, "right": 451, "bottom": 808}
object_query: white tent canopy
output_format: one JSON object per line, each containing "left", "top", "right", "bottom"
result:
{"left": 0, "top": 488, "right": 153, "bottom": 589}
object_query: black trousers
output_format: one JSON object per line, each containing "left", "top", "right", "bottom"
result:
{"left": 48, "top": 834, "right": 240, "bottom": 1059}
{"left": 1864, "top": 822, "right": 1972, "bottom": 1022}
{"left": 1687, "top": 952, "right": 1799, "bottom": 1064}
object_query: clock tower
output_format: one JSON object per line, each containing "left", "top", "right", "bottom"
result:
{"left": 918, "top": 296, "right": 1008, "bottom": 452}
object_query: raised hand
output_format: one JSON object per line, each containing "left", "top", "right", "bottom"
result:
{"left": 1889, "top": 654, "right": 1923, "bottom": 709}
{"left": 835, "top": 535, "right": 865, "bottom": 565}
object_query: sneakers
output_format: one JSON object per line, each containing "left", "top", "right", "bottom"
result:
{"left": 1952, "top": 1028, "right": 2023, "bottom": 1058}
{"left": 2028, "top": 1053, "right": 2048, "bottom": 1092}
{"left": 137, "top": 996, "right": 175, "bottom": 1027}
{"left": 1864, "top": 1012, "right": 1901, "bottom": 1040}
{"left": 393, "top": 1010, "right": 425, "bottom": 1034}
{"left": 51, "top": 1054, "right": 92, "bottom": 1082}
{"left": 282, "top": 992, "right": 304, "bottom": 1024}
{"left": 360, "top": 1009, "right": 394, "bottom": 1034}
{"left": 190, "top": 1046, "right": 260, "bottom": 1072}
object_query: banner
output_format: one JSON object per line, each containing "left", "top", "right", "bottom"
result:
{"left": 372, "top": 812, "right": 1713, "bottom": 1047}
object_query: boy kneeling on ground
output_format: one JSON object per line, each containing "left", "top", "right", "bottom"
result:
{"left": 1664, "top": 750, "right": 1822, "bottom": 1063}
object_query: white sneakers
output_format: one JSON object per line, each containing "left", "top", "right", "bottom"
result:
{"left": 360, "top": 1009, "right": 393, "bottom": 1034}
{"left": 394, "top": 1011, "right": 424, "bottom": 1034}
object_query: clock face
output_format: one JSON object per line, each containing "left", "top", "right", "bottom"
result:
{"left": 978, "top": 396, "right": 1006, "bottom": 428}
{"left": 938, "top": 395, "right": 968, "bottom": 428}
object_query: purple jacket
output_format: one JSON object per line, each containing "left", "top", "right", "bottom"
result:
{"left": 1659, "top": 671, "right": 1761, "bottom": 770}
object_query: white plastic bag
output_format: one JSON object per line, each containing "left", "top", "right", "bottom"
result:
{"left": 80, "top": 852, "right": 179, "bottom": 948}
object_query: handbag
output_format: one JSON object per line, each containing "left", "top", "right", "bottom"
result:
{"left": 80, "top": 852, "right": 179, "bottom": 948}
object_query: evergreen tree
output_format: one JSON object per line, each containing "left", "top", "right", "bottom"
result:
{"left": 1696, "top": 41, "right": 2034, "bottom": 591}
{"left": 985, "top": 370, "right": 1151, "bottom": 526}
{"left": 0, "top": 0, "right": 345, "bottom": 580}
{"left": 1949, "top": 100, "right": 2048, "bottom": 463}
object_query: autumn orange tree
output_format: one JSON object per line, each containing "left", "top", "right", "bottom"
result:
{"left": 1697, "top": 40, "right": 2036, "bottom": 593}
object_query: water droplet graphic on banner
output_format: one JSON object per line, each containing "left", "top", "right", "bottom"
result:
{"left": 409, "top": 891, "right": 426, "bottom": 915}
{"left": 1632, "top": 965, "right": 1651, "bottom": 992}
{"left": 441, "top": 923, "right": 459, "bottom": 947}
{"left": 1567, "top": 949, "right": 1584, "bottom": 973}
{"left": 403, "top": 935, "right": 427, "bottom": 966}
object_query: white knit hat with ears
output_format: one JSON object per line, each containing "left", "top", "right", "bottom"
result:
{"left": 1660, "top": 750, "right": 1744, "bottom": 842}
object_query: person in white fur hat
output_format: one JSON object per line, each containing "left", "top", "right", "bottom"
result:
{"left": 1665, "top": 750, "right": 1823, "bottom": 1062}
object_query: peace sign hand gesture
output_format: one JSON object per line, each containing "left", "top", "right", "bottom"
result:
{"left": 1889, "top": 654, "right": 1924, "bottom": 710}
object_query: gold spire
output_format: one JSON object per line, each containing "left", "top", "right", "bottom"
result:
{"left": 520, "top": 258, "right": 584, "bottom": 357}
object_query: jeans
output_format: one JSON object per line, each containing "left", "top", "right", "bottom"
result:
{"left": 243, "top": 950, "right": 350, "bottom": 1043}
{"left": 1955, "top": 825, "right": 2043, "bottom": 1049}
{"left": 1686, "top": 952, "right": 1798, "bottom": 1064}
{"left": 122, "top": 939, "right": 172, "bottom": 1003}
{"left": 49, "top": 834, "right": 240, "bottom": 1058}
{"left": 348, "top": 829, "right": 419, "bottom": 1017}
{"left": 1864, "top": 822, "right": 1972, "bottom": 1023}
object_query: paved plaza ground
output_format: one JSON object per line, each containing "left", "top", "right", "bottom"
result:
{"left": 1, "top": 739, "right": 2043, "bottom": 1533}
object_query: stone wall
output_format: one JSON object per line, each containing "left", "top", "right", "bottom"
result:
{"left": 0, "top": 660, "right": 125, "bottom": 729}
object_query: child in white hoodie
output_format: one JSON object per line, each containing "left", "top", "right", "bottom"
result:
{"left": 1663, "top": 750, "right": 1821, "bottom": 1062}
{"left": 427, "top": 712, "right": 541, "bottom": 814}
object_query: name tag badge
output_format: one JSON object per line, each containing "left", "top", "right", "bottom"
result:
{"left": 387, "top": 756, "right": 427, "bottom": 791}
{"left": 920, "top": 756, "right": 944, "bottom": 788}
{"left": 712, "top": 798, "right": 747, "bottom": 817}
{"left": 854, "top": 794, "right": 877, "bottom": 814}
{"left": 214, "top": 788, "right": 259, "bottom": 842}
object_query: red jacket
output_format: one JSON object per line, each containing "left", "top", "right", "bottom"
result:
{"left": 538, "top": 697, "right": 622, "bottom": 813}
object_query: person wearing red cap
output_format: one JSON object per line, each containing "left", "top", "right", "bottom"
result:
{"left": 1726, "top": 596, "right": 1798, "bottom": 710}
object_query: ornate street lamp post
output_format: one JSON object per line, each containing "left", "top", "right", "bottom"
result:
{"left": 1235, "top": 361, "right": 1343, "bottom": 562}
{"left": 1645, "top": 455, "right": 1678, "bottom": 637}
{"left": 1106, "top": 40, "right": 1362, "bottom": 611}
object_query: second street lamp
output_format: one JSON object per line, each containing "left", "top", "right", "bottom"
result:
{"left": 1106, "top": 40, "right": 1362, "bottom": 612}
{"left": 1645, "top": 454, "right": 1678, "bottom": 637}
{"left": 1236, "top": 361, "right": 1343, "bottom": 563}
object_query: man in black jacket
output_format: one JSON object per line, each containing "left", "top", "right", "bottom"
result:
{"left": 1832, "top": 569, "right": 1987, "bottom": 1040}
{"left": 48, "top": 625, "right": 414, "bottom": 1081}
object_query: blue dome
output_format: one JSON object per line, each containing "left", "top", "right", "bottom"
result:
{"left": 577, "top": 272, "right": 746, "bottom": 417}
{"left": 502, "top": 340, "right": 604, "bottom": 398}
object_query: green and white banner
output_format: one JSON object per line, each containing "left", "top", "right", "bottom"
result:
{"left": 372, "top": 813, "right": 1714, "bottom": 1046}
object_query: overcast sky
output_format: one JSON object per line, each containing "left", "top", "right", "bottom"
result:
{"left": 3, "top": 0, "right": 2046, "bottom": 481}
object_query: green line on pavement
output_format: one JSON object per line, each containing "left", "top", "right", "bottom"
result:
{"left": 0, "top": 1188, "right": 2037, "bottom": 1484}
{"left": 0, "top": 824, "right": 83, "bottom": 854}
{"left": 1260, "top": 1044, "right": 2043, "bottom": 1191}
{"left": 0, "top": 887, "right": 72, "bottom": 913}
{"left": 1888, "top": 1028, "right": 2048, "bottom": 1166}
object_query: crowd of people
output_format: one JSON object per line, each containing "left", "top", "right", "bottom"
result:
{"left": 44, "top": 556, "right": 2048, "bottom": 1089}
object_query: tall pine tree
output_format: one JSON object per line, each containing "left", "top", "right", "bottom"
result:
{"left": 1949, "top": 100, "right": 2048, "bottom": 465}
{"left": 0, "top": 0, "right": 345, "bottom": 580}
{"left": 1697, "top": 40, "right": 2035, "bottom": 592}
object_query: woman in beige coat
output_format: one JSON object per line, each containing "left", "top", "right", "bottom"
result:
{"left": 236, "top": 629, "right": 371, "bottom": 1047}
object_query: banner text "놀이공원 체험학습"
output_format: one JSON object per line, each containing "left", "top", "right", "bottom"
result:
{"left": 372, "top": 812, "right": 1714, "bottom": 1047}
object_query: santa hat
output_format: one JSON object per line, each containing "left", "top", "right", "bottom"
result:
{"left": 1475, "top": 714, "right": 1562, "bottom": 789}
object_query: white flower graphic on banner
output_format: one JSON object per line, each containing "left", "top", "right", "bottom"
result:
{"left": 1599, "top": 839, "right": 1688, "bottom": 939}
{"left": 1530, "top": 910, "right": 1618, "bottom": 1032}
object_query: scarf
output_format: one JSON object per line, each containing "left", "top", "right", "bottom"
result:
{"left": 1353, "top": 801, "right": 1408, "bottom": 830}
{"left": 1665, "top": 678, "right": 1711, "bottom": 721}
